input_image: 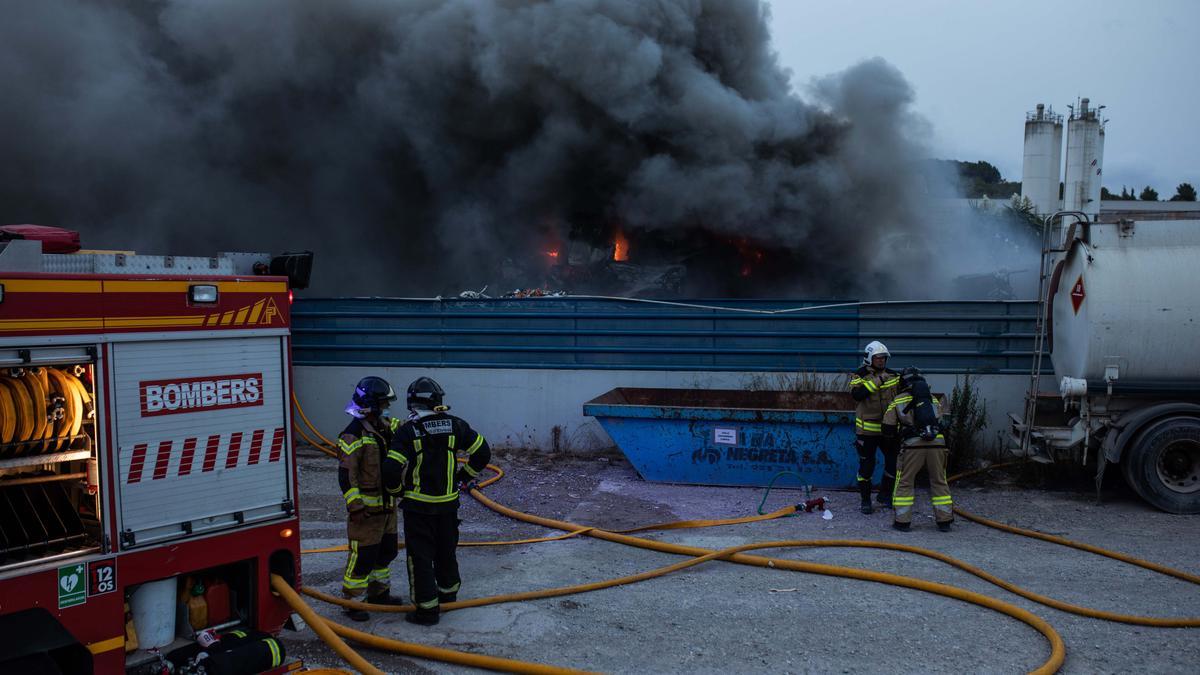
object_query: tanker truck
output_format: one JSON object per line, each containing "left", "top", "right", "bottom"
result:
{"left": 1012, "top": 216, "right": 1200, "bottom": 514}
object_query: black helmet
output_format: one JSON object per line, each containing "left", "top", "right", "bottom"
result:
{"left": 900, "top": 367, "right": 924, "bottom": 390}
{"left": 345, "top": 376, "right": 397, "bottom": 419}
{"left": 407, "top": 377, "right": 446, "bottom": 411}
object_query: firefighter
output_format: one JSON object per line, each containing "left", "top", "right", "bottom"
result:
{"left": 848, "top": 341, "right": 902, "bottom": 514}
{"left": 884, "top": 368, "right": 953, "bottom": 531}
{"left": 337, "top": 376, "right": 405, "bottom": 621}
{"left": 383, "top": 377, "right": 491, "bottom": 626}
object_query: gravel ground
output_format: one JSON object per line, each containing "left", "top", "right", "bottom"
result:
{"left": 280, "top": 447, "right": 1200, "bottom": 674}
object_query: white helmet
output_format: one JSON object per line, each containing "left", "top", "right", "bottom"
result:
{"left": 863, "top": 340, "right": 890, "bottom": 365}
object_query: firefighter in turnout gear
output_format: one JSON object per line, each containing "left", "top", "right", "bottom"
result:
{"left": 338, "top": 376, "right": 405, "bottom": 621}
{"left": 884, "top": 368, "right": 953, "bottom": 532}
{"left": 848, "top": 341, "right": 902, "bottom": 514}
{"left": 383, "top": 377, "right": 491, "bottom": 626}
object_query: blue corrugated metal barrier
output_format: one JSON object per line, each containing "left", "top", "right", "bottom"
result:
{"left": 292, "top": 297, "right": 1044, "bottom": 374}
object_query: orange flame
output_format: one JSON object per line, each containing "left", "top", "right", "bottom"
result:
{"left": 546, "top": 249, "right": 560, "bottom": 259}
{"left": 613, "top": 230, "right": 629, "bottom": 262}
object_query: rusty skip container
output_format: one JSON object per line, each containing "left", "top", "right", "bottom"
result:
{"left": 583, "top": 388, "right": 872, "bottom": 488}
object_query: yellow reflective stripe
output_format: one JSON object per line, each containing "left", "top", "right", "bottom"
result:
{"left": 417, "top": 598, "right": 439, "bottom": 609}
{"left": 849, "top": 378, "right": 864, "bottom": 387}
{"left": 368, "top": 568, "right": 390, "bottom": 581}
{"left": 388, "top": 417, "right": 402, "bottom": 432}
{"left": 448, "top": 434, "right": 456, "bottom": 449}
{"left": 862, "top": 380, "right": 879, "bottom": 392}
{"left": 447, "top": 450, "right": 455, "bottom": 493}
{"left": 403, "top": 490, "right": 459, "bottom": 503}
{"left": 339, "top": 438, "right": 363, "bottom": 455}
{"left": 893, "top": 497, "right": 916, "bottom": 505}
{"left": 263, "top": 639, "right": 282, "bottom": 667}
{"left": 881, "top": 377, "right": 901, "bottom": 389}
{"left": 437, "top": 582, "right": 461, "bottom": 594}
{"left": 856, "top": 474, "right": 867, "bottom": 482}
{"left": 463, "top": 463, "right": 480, "bottom": 478}
{"left": 343, "top": 487, "right": 362, "bottom": 504}
{"left": 361, "top": 494, "right": 383, "bottom": 507}
{"left": 387, "top": 449, "right": 407, "bottom": 464}
{"left": 344, "top": 541, "right": 366, "bottom": 588}
{"left": 414, "top": 451, "right": 423, "bottom": 493}
{"left": 361, "top": 437, "right": 378, "bottom": 445}
{"left": 86, "top": 636, "right": 125, "bottom": 655}
{"left": 857, "top": 419, "right": 882, "bottom": 432}
{"left": 931, "top": 496, "right": 953, "bottom": 504}
{"left": 467, "top": 433, "right": 485, "bottom": 455}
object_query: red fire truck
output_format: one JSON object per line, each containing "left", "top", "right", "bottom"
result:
{"left": 0, "top": 227, "right": 311, "bottom": 673}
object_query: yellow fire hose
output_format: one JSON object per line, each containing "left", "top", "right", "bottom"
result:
{"left": 272, "top": 573, "right": 592, "bottom": 675}
{"left": 284, "top": 395, "right": 1198, "bottom": 674}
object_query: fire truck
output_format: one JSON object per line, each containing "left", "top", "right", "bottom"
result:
{"left": 0, "top": 226, "right": 311, "bottom": 673}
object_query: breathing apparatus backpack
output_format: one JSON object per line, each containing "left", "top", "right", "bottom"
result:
{"left": 901, "top": 369, "right": 942, "bottom": 441}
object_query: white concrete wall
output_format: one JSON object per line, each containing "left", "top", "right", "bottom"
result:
{"left": 295, "top": 366, "right": 1030, "bottom": 457}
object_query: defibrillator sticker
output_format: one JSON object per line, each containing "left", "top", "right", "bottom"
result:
{"left": 713, "top": 427, "right": 738, "bottom": 445}
{"left": 58, "top": 563, "right": 87, "bottom": 609}
{"left": 1070, "top": 275, "right": 1086, "bottom": 314}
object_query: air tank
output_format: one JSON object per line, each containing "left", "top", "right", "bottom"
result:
{"left": 1063, "top": 98, "right": 1105, "bottom": 219}
{"left": 1021, "top": 104, "right": 1063, "bottom": 217}
{"left": 1050, "top": 221, "right": 1200, "bottom": 384}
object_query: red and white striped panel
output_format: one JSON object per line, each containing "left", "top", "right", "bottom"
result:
{"left": 126, "top": 427, "right": 286, "bottom": 484}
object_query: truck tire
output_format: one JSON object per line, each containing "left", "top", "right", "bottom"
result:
{"left": 1122, "top": 416, "right": 1200, "bottom": 514}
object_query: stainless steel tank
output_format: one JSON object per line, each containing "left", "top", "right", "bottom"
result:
{"left": 1050, "top": 220, "right": 1200, "bottom": 384}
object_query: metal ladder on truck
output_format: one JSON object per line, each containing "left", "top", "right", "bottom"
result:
{"left": 1015, "top": 211, "right": 1089, "bottom": 461}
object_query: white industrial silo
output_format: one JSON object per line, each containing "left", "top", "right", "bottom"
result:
{"left": 1063, "top": 98, "right": 1106, "bottom": 219}
{"left": 1021, "top": 103, "right": 1064, "bottom": 217}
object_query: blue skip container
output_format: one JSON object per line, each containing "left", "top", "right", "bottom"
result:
{"left": 584, "top": 388, "right": 874, "bottom": 489}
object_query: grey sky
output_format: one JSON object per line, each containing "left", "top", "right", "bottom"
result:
{"left": 769, "top": 0, "right": 1199, "bottom": 195}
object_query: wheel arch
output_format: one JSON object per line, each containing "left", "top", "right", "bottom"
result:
{"left": 1102, "top": 402, "right": 1200, "bottom": 464}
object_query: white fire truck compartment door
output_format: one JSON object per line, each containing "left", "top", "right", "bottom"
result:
{"left": 112, "top": 336, "right": 293, "bottom": 548}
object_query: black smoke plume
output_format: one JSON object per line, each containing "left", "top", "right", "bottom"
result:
{"left": 0, "top": 0, "right": 936, "bottom": 297}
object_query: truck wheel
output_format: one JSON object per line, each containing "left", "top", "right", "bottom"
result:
{"left": 1123, "top": 416, "right": 1200, "bottom": 514}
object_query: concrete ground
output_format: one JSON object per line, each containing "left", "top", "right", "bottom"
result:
{"left": 281, "top": 447, "right": 1200, "bottom": 674}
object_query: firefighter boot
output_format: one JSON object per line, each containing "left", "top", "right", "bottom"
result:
{"left": 876, "top": 475, "right": 894, "bottom": 507}
{"left": 859, "top": 480, "right": 873, "bottom": 514}
{"left": 438, "top": 592, "right": 457, "bottom": 605}
{"left": 405, "top": 609, "right": 440, "bottom": 626}
{"left": 937, "top": 520, "right": 953, "bottom": 532}
{"left": 367, "top": 592, "right": 405, "bottom": 606}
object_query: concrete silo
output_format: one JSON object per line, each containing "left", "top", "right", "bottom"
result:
{"left": 1021, "top": 103, "right": 1064, "bottom": 217}
{"left": 1063, "top": 98, "right": 1106, "bottom": 219}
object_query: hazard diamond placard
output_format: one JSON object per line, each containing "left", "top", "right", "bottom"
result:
{"left": 1070, "top": 275, "right": 1086, "bottom": 314}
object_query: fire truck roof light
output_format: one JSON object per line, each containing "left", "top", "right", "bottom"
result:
{"left": 189, "top": 284, "right": 218, "bottom": 304}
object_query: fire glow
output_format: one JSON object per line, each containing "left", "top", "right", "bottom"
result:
{"left": 613, "top": 231, "right": 629, "bottom": 262}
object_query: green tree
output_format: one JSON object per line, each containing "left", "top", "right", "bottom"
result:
{"left": 1120, "top": 186, "right": 1135, "bottom": 200}
{"left": 1101, "top": 186, "right": 1116, "bottom": 200}
{"left": 1140, "top": 186, "right": 1159, "bottom": 201}
{"left": 1170, "top": 182, "right": 1197, "bottom": 201}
